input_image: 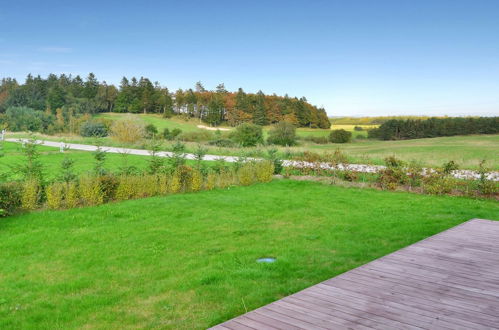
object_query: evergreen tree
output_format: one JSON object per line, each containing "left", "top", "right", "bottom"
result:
{"left": 253, "top": 90, "right": 268, "bottom": 125}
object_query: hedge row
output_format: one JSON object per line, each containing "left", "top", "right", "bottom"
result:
{"left": 0, "top": 161, "right": 274, "bottom": 216}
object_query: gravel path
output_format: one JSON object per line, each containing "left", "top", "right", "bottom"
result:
{"left": 6, "top": 138, "right": 498, "bottom": 181}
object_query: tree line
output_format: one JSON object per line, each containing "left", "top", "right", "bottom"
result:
{"left": 368, "top": 117, "right": 499, "bottom": 140}
{"left": 0, "top": 73, "right": 330, "bottom": 129}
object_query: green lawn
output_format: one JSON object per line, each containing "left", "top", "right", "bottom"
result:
{"left": 0, "top": 180, "right": 497, "bottom": 329}
{"left": 6, "top": 124, "right": 499, "bottom": 170}
{"left": 0, "top": 142, "right": 202, "bottom": 180}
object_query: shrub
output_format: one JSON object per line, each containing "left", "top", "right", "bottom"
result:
{"left": 354, "top": 126, "right": 364, "bottom": 131}
{"left": 178, "top": 130, "right": 213, "bottom": 142}
{"left": 205, "top": 172, "right": 216, "bottom": 190}
{"left": 59, "top": 157, "right": 77, "bottom": 183}
{"left": 18, "top": 137, "right": 44, "bottom": 182}
{"left": 98, "top": 175, "right": 119, "bottom": 202}
{"left": 80, "top": 121, "right": 108, "bottom": 137}
{"left": 442, "top": 160, "right": 459, "bottom": 175}
{"left": 477, "top": 160, "right": 498, "bottom": 196}
{"left": 158, "top": 175, "right": 169, "bottom": 195}
{"left": 0, "top": 182, "right": 22, "bottom": 216}
{"left": 238, "top": 163, "right": 256, "bottom": 186}
{"left": 208, "top": 139, "right": 237, "bottom": 148}
{"left": 5, "top": 106, "right": 51, "bottom": 132}
{"left": 79, "top": 176, "right": 103, "bottom": 206}
{"left": 329, "top": 129, "right": 352, "bottom": 143}
{"left": 147, "top": 142, "right": 165, "bottom": 174}
{"left": 46, "top": 182, "right": 65, "bottom": 209}
{"left": 115, "top": 175, "right": 135, "bottom": 201}
{"left": 266, "top": 148, "right": 283, "bottom": 174}
{"left": 423, "top": 175, "right": 456, "bottom": 195}
{"left": 377, "top": 156, "right": 407, "bottom": 190}
{"left": 144, "top": 124, "right": 158, "bottom": 139}
{"left": 191, "top": 169, "right": 203, "bottom": 192}
{"left": 169, "top": 172, "right": 182, "bottom": 193}
{"left": 167, "top": 141, "right": 187, "bottom": 169}
{"left": 93, "top": 146, "right": 107, "bottom": 176}
{"left": 218, "top": 169, "right": 235, "bottom": 188}
{"left": 21, "top": 179, "right": 40, "bottom": 210}
{"left": 255, "top": 160, "right": 274, "bottom": 183}
{"left": 301, "top": 136, "right": 329, "bottom": 144}
{"left": 65, "top": 182, "right": 79, "bottom": 208}
{"left": 162, "top": 128, "right": 183, "bottom": 140}
{"left": 136, "top": 175, "right": 159, "bottom": 198}
{"left": 230, "top": 123, "right": 263, "bottom": 147}
{"left": 267, "top": 122, "right": 296, "bottom": 146}
{"left": 110, "top": 117, "right": 145, "bottom": 143}
{"left": 175, "top": 165, "right": 194, "bottom": 192}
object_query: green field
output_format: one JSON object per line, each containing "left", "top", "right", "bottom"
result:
{"left": 0, "top": 180, "right": 497, "bottom": 329}
{"left": 97, "top": 113, "right": 205, "bottom": 132}
{"left": 5, "top": 112, "right": 499, "bottom": 170}
{"left": 0, "top": 142, "right": 204, "bottom": 180}
{"left": 95, "top": 113, "right": 371, "bottom": 138}
{"left": 306, "top": 134, "right": 499, "bottom": 169}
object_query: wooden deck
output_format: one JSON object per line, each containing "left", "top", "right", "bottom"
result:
{"left": 211, "top": 219, "right": 499, "bottom": 330}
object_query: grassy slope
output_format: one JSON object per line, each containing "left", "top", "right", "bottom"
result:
{"left": 97, "top": 113, "right": 204, "bottom": 132}
{"left": 308, "top": 134, "right": 499, "bottom": 169}
{"left": 0, "top": 180, "right": 497, "bottom": 329}
{"left": 96, "top": 113, "right": 370, "bottom": 138}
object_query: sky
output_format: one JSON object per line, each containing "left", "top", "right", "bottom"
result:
{"left": 1, "top": 0, "right": 499, "bottom": 117}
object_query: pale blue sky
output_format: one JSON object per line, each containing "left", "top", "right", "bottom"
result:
{"left": 1, "top": 0, "right": 499, "bottom": 116}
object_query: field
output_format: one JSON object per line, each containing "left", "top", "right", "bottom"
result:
{"left": 0, "top": 142, "right": 208, "bottom": 180}
{"left": 0, "top": 142, "right": 151, "bottom": 180}
{"left": 96, "top": 113, "right": 372, "bottom": 138}
{"left": 306, "top": 134, "right": 499, "bottom": 170}
{"left": 97, "top": 113, "right": 204, "bottom": 133}
{"left": 0, "top": 180, "right": 497, "bottom": 329}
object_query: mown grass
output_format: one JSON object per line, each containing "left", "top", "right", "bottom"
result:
{"left": 0, "top": 142, "right": 203, "bottom": 180}
{"left": 0, "top": 180, "right": 497, "bottom": 329}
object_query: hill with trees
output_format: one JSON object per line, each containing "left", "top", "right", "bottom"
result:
{"left": 0, "top": 74, "right": 330, "bottom": 131}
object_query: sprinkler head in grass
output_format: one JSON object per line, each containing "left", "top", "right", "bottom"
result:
{"left": 257, "top": 257, "right": 276, "bottom": 263}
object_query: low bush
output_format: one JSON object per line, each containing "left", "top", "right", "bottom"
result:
{"left": 1, "top": 158, "right": 277, "bottom": 215}
{"left": 79, "top": 176, "right": 103, "bottom": 206}
{"left": 65, "top": 182, "right": 79, "bottom": 208}
{"left": 255, "top": 160, "right": 274, "bottom": 183}
{"left": 80, "top": 121, "right": 108, "bottom": 137}
{"left": 178, "top": 130, "right": 213, "bottom": 142}
{"left": 238, "top": 163, "right": 256, "bottom": 186}
{"left": 267, "top": 122, "right": 297, "bottom": 146}
{"left": 144, "top": 124, "right": 158, "bottom": 139}
{"left": 329, "top": 129, "right": 352, "bottom": 143}
{"left": 231, "top": 123, "right": 264, "bottom": 147}
{"left": 0, "top": 182, "right": 22, "bottom": 216}
{"left": 162, "top": 128, "right": 182, "bottom": 140}
{"left": 208, "top": 139, "right": 237, "bottom": 148}
{"left": 110, "top": 117, "right": 145, "bottom": 143}
{"left": 377, "top": 157, "right": 408, "bottom": 190}
{"left": 301, "top": 136, "right": 329, "bottom": 144}
{"left": 21, "top": 179, "right": 40, "bottom": 210}
{"left": 46, "top": 182, "right": 65, "bottom": 209}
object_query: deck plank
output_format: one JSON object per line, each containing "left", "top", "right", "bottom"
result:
{"left": 211, "top": 218, "right": 499, "bottom": 329}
